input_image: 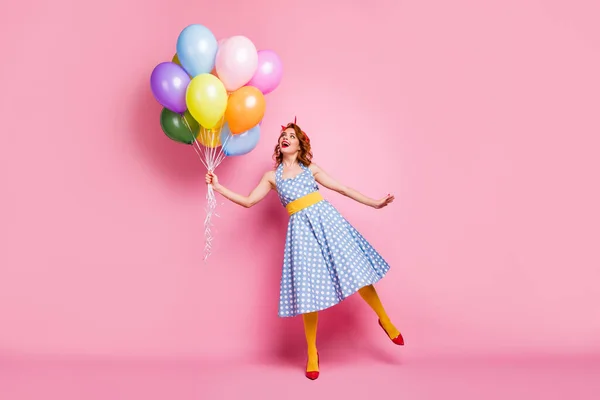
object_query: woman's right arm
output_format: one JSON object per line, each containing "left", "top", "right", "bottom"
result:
{"left": 206, "top": 171, "right": 274, "bottom": 208}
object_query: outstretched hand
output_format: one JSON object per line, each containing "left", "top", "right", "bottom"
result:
{"left": 372, "top": 194, "right": 395, "bottom": 209}
{"left": 205, "top": 171, "right": 219, "bottom": 188}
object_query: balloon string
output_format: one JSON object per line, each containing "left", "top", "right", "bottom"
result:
{"left": 209, "top": 114, "right": 226, "bottom": 168}
{"left": 215, "top": 132, "right": 231, "bottom": 166}
{"left": 193, "top": 137, "right": 218, "bottom": 262}
{"left": 191, "top": 137, "right": 209, "bottom": 171}
{"left": 212, "top": 115, "right": 231, "bottom": 167}
{"left": 203, "top": 182, "right": 217, "bottom": 262}
{"left": 182, "top": 113, "right": 229, "bottom": 262}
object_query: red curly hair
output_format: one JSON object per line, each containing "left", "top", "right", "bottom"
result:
{"left": 273, "top": 122, "right": 313, "bottom": 167}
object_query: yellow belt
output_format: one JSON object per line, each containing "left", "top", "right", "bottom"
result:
{"left": 286, "top": 192, "right": 324, "bottom": 215}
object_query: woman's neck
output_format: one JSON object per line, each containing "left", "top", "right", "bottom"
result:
{"left": 282, "top": 154, "right": 299, "bottom": 167}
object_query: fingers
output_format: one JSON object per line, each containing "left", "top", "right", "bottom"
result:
{"left": 375, "top": 193, "right": 395, "bottom": 209}
{"left": 205, "top": 171, "right": 219, "bottom": 187}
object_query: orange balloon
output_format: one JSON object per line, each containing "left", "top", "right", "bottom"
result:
{"left": 196, "top": 116, "right": 225, "bottom": 148}
{"left": 196, "top": 127, "right": 221, "bottom": 148}
{"left": 225, "top": 86, "right": 266, "bottom": 134}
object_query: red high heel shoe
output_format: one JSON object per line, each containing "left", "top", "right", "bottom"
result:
{"left": 378, "top": 319, "right": 404, "bottom": 345}
{"left": 305, "top": 352, "right": 320, "bottom": 380}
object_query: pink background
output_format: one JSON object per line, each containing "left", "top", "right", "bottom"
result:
{"left": 1, "top": 0, "right": 600, "bottom": 377}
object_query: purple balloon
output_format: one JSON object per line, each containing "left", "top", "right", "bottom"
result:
{"left": 246, "top": 50, "right": 282, "bottom": 95}
{"left": 150, "top": 62, "right": 190, "bottom": 113}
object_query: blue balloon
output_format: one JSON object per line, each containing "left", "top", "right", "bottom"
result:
{"left": 176, "top": 24, "right": 218, "bottom": 77}
{"left": 220, "top": 123, "right": 261, "bottom": 156}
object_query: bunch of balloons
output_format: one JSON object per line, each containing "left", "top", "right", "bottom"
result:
{"left": 149, "top": 23, "right": 283, "bottom": 260}
{"left": 150, "top": 23, "right": 282, "bottom": 157}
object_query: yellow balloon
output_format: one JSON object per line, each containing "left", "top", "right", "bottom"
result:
{"left": 172, "top": 53, "right": 181, "bottom": 66}
{"left": 196, "top": 127, "right": 221, "bottom": 148}
{"left": 186, "top": 74, "right": 227, "bottom": 130}
{"left": 210, "top": 116, "right": 225, "bottom": 132}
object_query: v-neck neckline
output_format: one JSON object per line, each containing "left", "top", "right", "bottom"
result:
{"left": 280, "top": 163, "right": 306, "bottom": 181}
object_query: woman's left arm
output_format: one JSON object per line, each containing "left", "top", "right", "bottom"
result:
{"left": 310, "top": 163, "right": 394, "bottom": 209}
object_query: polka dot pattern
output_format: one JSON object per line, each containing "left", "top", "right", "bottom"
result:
{"left": 276, "top": 163, "right": 391, "bottom": 318}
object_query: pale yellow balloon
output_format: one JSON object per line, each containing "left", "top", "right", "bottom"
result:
{"left": 210, "top": 116, "right": 225, "bottom": 131}
{"left": 196, "top": 127, "right": 221, "bottom": 148}
{"left": 186, "top": 74, "right": 228, "bottom": 130}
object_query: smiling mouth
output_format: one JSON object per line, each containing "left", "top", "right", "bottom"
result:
{"left": 281, "top": 140, "right": 290, "bottom": 148}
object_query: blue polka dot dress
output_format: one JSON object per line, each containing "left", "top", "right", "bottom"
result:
{"left": 276, "top": 163, "right": 391, "bottom": 318}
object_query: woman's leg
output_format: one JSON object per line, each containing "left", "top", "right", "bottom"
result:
{"left": 358, "top": 285, "right": 401, "bottom": 340}
{"left": 302, "top": 311, "right": 319, "bottom": 375}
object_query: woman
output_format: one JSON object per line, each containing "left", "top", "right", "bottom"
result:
{"left": 205, "top": 121, "right": 403, "bottom": 380}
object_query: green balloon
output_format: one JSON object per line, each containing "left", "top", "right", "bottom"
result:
{"left": 159, "top": 108, "right": 199, "bottom": 145}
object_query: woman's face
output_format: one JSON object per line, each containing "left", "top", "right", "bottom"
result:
{"left": 279, "top": 128, "right": 300, "bottom": 154}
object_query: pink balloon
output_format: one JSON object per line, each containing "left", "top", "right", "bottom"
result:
{"left": 215, "top": 36, "right": 258, "bottom": 92}
{"left": 246, "top": 50, "right": 283, "bottom": 95}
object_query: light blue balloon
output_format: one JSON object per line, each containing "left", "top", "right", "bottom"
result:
{"left": 220, "top": 123, "right": 261, "bottom": 156}
{"left": 176, "top": 24, "right": 218, "bottom": 77}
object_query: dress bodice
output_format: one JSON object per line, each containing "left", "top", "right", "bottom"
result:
{"left": 275, "top": 163, "right": 319, "bottom": 207}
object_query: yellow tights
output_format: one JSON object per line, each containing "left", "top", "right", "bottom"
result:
{"left": 302, "top": 312, "right": 319, "bottom": 372}
{"left": 301, "top": 285, "right": 399, "bottom": 373}
{"left": 358, "top": 284, "right": 401, "bottom": 339}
